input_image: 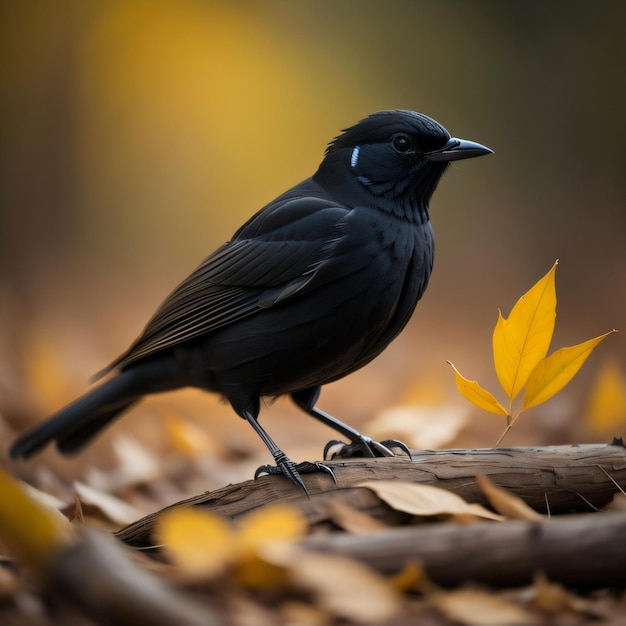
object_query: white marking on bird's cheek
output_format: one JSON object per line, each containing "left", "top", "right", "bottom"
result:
{"left": 351, "top": 145, "right": 360, "bottom": 168}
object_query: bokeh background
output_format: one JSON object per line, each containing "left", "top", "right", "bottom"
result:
{"left": 2, "top": 1, "right": 626, "bottom": 487}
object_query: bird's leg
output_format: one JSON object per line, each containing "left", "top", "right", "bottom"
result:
{"left": 243, "top": 410, "right": 335, "bottom": 495}
{"left": 291, "top": 388, "right": 412, "bottom": 460}
{"left": 243, "top": 410, "right": 307, "bottom": 494}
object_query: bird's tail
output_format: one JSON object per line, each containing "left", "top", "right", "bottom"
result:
{"left": 9, "top": 357, "right": 184, "bottom": 459}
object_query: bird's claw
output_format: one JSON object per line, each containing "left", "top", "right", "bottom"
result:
{"left": 254, "top": 453, "right": 337, "bottom": 495}
{"left": 380, "top": 438, "right": 413, "bottom": 459}
{"left": 324, "top": 436, "right": 412, "bottom": 460}
{"left": 255, "top": 451, "right": 307, "bottom": 495}
{"left": 284, "top": 460, "right": 337, "bottom": 484}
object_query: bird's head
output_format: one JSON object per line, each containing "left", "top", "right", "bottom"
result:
{"left": 314, "top": 110, "right": 492, "bottom": 221}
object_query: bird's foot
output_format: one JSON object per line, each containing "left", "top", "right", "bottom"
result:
{"left": 324, "top": 436, "right": 412, "bottom": 460}
{"left": 254, "top": 452, "right": 336, "bottom": 496}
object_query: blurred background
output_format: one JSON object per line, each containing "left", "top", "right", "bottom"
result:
{"left": 2, "top": 1, "right": 626, "bottom": 494}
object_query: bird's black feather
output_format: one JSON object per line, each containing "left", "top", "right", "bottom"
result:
{"left": 10, "top": 110, "right": 491, "bottom": 490}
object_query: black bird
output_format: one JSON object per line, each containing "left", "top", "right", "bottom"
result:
{"left": 10, "top": 110, "right": 491, "bottom": 491}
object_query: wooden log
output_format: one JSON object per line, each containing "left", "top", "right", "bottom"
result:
{"left": 303, "top": 510, "right": 626, "bottom": 589}
{"left": 116, "top": 442, "right": 626, "bottom": 548}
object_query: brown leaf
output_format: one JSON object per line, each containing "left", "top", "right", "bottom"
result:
{"left": 605, "top": 492, "right": 626, "bottom": 511}
{"left": 326, "top": 499, "right": 390, "bottom": 534}
{"left": 432, "top": 588, "right": 537, "bottom": 626}
{"left": 476, "top": 474, "right": 544, "bottom": 521}
{"left": 360, "top": 480, "right": 504, "bottom": 521}
{"left": 365, "top": 404, "right": 469, "bottom": 449}
{"left": 264, "top": 545, "right": 401, "bottom": 624}
{"left": 0, "top": 560, "right": 18, "bottom": 600}
{"left": 280, "top": 601, "right": 331, "bottom": 626}
{"left": 73, "top": 482, "right": 144, "bottom": 526}
{"left": 71, "top": 492, "right": 85, "bottom": 524}
{"left": 528, "top": 571, "right": 588, "bottom": 614}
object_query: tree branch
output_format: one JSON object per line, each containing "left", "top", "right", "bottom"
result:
{"left": 303, "top": 510, "right": 626, "bottom": 588}
{"left": 116, "top": 442, "right": 626, "bottom": 548}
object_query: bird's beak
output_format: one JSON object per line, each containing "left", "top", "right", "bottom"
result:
{"left": 425, "top": 138, "right": 493, "bottom": 162}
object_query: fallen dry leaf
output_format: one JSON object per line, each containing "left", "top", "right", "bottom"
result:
{"left": 476, "top": 474, "right": 544, "bottom": 520}
{"left": 22, "top": 330, "right": 79, "bottom": 410}
{"left": 73, "top": 481, "right": 144, "bottom": 526}
{"left": 527, "top": 571, "right": 589, "bottom": 614}
{"left": 20, "top": 481, "right": 69, "bottom": 519}
{"left": 234, "top": 505, "right": 308, "bottom": 589}
{"left": 389, "top": 560, "right": 435, "bottom": 594}
{"left": 432, "top": 588, "right": 537, "bottom": 626}
{"left": 156, "top": 505, "right": 308, "bottom": 588}
{"left": 236, "top": 504, "right": 307, "bottom": 554}
{"left": 165, "top": 413, "right": 222, "bottom": 459}
{"left": 326, "top": 498, "right": 390, "bottom": 534}
{"left": 365, "top": 404, "right": 469, "bottom": 449}
{"left": 71, "top": 492, "right": 85, "bottom": 524}
{"left": 0, "top": 560, "right": 18, "bottom": 600}
{"left": 0, "top": 469, "right": 74, "bottom": 571}
{"left": 280, "top": 600, "right": 331, "bottom": 626}
{"left": 585, "top": 357, "right": 626, "bottom": 435}
{"left": 605, "top": 492, "right": 626, "bottom": 511}
{"left": 360, "top": 480, "right": 504, "bottom": 521}
{"left": 112, "top": 436, "right": 163, "bottom": 486}
{"left": 86, "top": 436, "right": 162, "bottom": 493}
{"left": 156, "top": 506, "right": 236, "bottom": 580}
{"left": 267, "top": 545, "right": 401, "bottom": 624}
{"left": 227, "top": 592, "right": 280, "bottom": 626}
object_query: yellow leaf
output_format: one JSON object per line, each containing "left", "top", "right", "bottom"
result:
{"left": 522, "top": 330, "right": 616, "bottom": 411}
{"left": 400, "top": 373, "right": 447, "bottom": 405}
{"left": 360, "top": 480, "right": 504, "bottom": 521}
{"left": 164, "top": 413, "right": 220, "bottom": 459}
{"left": 234, "top": 546, "right": 292, "bottom": 590}
{"left": 0, "top": 469, "right": 73, "bottom": 570}
{"left": 234, "top": 505, "right": 308, "bottom": 589}
{"left": 24, "top": 330, "right": 79, "bottom": 410}
{"left": 447, "top": 362, "right": 508, "bottom": 416}
{"left": 585, "top": 358, "right": 626, "bottom": 434}
{"left": 389, "top": 560, "right": 436, "bottom": 594}
{"left": 156, "top": 507, "right": 236, "bottom": 579}
{"left": 493, "top": 261, "right": 558, "bottom": 401}
{"left": 237, "top": 505, "right": 307, "bottom": 555}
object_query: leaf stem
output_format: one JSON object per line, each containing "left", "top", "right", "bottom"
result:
{"left": 496, "top": 412, "right": 520, "bottom": 447}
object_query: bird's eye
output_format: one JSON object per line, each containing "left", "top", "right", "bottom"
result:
{"left": 392, "top": 134, "right": 413, "bottom": 153}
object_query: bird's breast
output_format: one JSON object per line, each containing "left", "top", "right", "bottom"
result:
{"left": 201, "top": 213, "right": 434, "bottom": 396}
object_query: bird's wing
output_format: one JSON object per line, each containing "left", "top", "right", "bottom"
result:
{"left": 99, "top": 196, "right": 350, "bottom": 374}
